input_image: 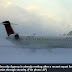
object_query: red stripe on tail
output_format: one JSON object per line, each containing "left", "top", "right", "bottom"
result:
{"left": 2, "top": 21, "right": 14, "bottom": 36}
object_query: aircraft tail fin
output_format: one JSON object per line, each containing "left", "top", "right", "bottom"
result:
{"left": 2, "top": 21, "right": 15, "bottom": 36}
{"left": 67, "top": 31, "right": 72, "bottom": 36}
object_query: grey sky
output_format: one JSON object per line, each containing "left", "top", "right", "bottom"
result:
{"left": 0, "top": 0, "right": 72, "bottom": 36}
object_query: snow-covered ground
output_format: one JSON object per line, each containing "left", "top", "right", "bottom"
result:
{"left": 0, "top": 38, "right": 72, "bottom": 63}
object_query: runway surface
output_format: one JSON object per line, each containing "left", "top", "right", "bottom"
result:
{"left": 0, "top": 38, "right": 72, "bottom": 63}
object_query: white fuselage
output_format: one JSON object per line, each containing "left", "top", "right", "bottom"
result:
{"left": 7, "top": 35, "right": 72, "bottom": 48}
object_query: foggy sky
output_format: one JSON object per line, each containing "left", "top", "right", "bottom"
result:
{"left": 0, "top": 0, "right": 72, "bottom": 37}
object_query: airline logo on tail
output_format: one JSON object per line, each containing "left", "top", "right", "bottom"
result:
{"left": 2, "top": 21, "right": 14, "bottom": 36}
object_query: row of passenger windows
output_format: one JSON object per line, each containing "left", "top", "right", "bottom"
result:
{"left": 24, "top": 38, "right": 72, "bottom": 41}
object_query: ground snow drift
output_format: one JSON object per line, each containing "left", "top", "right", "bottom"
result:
{"left": 0, "top": 38, "right": 72, "bottom": 63}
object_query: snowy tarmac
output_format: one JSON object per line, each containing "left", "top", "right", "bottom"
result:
{"left": 0, "top": 38, "right": 72, "bottom": 63}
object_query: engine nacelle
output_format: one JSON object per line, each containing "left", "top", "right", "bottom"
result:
{"left": 14, "top": 34, "right": 19, "bottom": 39}
{"left": 8, "top": 34, "right": 19, "bottom": 40}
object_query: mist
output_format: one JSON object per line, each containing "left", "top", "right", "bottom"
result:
{"left": 0, "top": 0, "right": 72, "bottom": 63}
{"left": 0, "top": 4, "right": 70, "bottom": 38}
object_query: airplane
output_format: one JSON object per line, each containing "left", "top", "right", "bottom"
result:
{"left": 1, "top": 21, "right": 72, "bottom": 48}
